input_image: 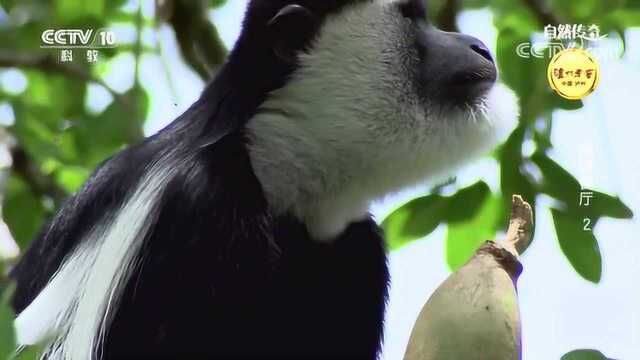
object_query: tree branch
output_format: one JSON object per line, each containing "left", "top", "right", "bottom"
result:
{"left": 129, "top": 1, "right": 146, "bottom": 144}
{"left": 436, "top": 0, "right": 461, "bottom": 32}
{"left": 192, "top": 9, "right": 227, "bottom": 72}
{"left": 10, "top": 145, "right": 66, "bottom": 207}
{"left": 503, "top": 195, "right": 534, "bottom": 256}
{"left": 0, "top": 51, "right": 132, "bottom": 110}
{"left": 521, "top": 0, "right": 563, "bottom": 26}
{"left": 166, "top": 0, "right": 227, "bottom": 80}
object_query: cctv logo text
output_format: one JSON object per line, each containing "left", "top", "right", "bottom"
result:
{"left": 41, "top": 29, "right": 116, "bottom": 48}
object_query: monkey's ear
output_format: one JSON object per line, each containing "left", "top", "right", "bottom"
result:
{"left": 267, "top": 4, "right": 318, "bottom": 63}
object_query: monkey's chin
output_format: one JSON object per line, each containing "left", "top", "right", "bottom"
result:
{"left": 476, "top": 82, "right": 520, "bottom": 145}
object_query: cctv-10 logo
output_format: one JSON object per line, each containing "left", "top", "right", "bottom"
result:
{"left": 41, "top": 28, "right": 117, "bottom": 48}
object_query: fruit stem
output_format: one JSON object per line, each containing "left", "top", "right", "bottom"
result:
{"left": 503, "top": 195, "right": 534, "bottom": 257}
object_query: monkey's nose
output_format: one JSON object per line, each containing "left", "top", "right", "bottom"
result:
{"left": 469, "top": 41, "right": 494, "bottom": 63}
{"left": 452, "top": 33, "right": 495, "bottom": 64}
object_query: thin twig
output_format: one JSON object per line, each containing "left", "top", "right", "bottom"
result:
{"left": 436, "top": 0, "right": 460, "bottom": 32}
{"left": 0, "top": 51, "right": 131, "bottom": 110}
{"left": 503, "top": 195, "right": 534, "bottom": 256}
{"left": 10, "top": 145, "right": 66, "bottom": 207}
{"left": 521, "top": 0, "right": 563, "bottom": 26}
{"left": 166, "top": 0, "right": 227, "bottom": 80}
{"left": 129, "top": 0, "right": 146, "bottom": 144}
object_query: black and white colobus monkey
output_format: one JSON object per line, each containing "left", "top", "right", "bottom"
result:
{"left": 11, "top": 0, "right": 518, "bottom": 358}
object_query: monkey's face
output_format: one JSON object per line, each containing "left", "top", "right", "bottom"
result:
{"left": 247, "top": 0, "right": 519, "bottom": 228}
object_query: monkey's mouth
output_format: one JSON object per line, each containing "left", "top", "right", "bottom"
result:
{"left": 451, "top": 70, "right": 496, "bottom": 86}
{"left": 451, "top": 64, "right": 497, "bottom": 85}
{"left": 447, "top": 66, "right": 497, "bottom": 105}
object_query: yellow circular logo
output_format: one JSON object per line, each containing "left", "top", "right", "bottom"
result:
{"left": 547, "top": 48, "right": 600, "bottom": 100}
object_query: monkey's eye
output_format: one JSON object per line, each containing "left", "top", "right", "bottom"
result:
{"left": 399, "top": 0, "right": 427, "bottom": 21}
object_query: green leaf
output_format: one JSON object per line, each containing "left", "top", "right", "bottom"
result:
{"left": 531, "top": 151, "right": 581, "bottom": 204}
{"left": 55, "top": 166, "right": 91, "bottom": 193}
{"left": 0, "top": 283, "right": 16, "bottom": 360}
{"left": 3, "top": 175, "right": 46, "bottom": 249}
{"left": 444, "top": 181, "right": 491, "bottom": 223}
{"left": 70, "top": 86, "right": 148, "bottom": 167}
{"left": 498, "top": 125, "right": 538, "bottom": 252}
{"left": 382, "top": 181, "right": 492, "bottom": 251}
{"left": 14, "top": 345, "right": 44, "bottom": 360}
{"left": 210, "top": 0, "right": 227, "bottom": 8}
{"left": 56, "top": 0, "right": 105, "bottom": 20}
{"left": 382, "top": 194, "right": 448, "bottom": 250}
{"left": 495, "top": 30, "right": 536, "bottom": 115}
{"left": 498, "top": 126, "right": 537, "bottom": 204}
{"left": 463, "top": 0, "right": 490, "bottom": 8}
{"left": 10, "top": 72, "right": 89, "bottom": 166}
{"left": 552, "top": 208, "right": 602, "bottom": 283}
{"left": 550, "top": 94, "right": 584, "bottom": 111}
{"left": 604, "top": 9, "right": 640, "bottom": 28}
{"left": 532, "top": 153, "right": 634, "bottom": 223}
{"left": 533, "top": 115, "right": 554, "bottom": 152}
{"left": 446, "top": 194, "right": 502, "bottom": 271}
{"left": 550, "top": 0, "right": 609, "bottom": 22}
{"left": 105, "top": 0, "right": 128, "bottom": 10}
{"left": 11, "top": 102, "right": 62, "bottom": 163}
{"left": 587, "top": 190, "right": 633, "bottom": 219}
{"left": 561, "top": 349, "right": 612, "bottom": 360}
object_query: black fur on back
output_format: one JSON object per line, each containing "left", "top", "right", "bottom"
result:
{"left": 11, "top": 1, "right": 389, "bottom": 358}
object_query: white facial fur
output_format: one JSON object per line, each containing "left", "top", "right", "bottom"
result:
{"left": 246, "top": 0, "right": 519, "bottom": 241}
